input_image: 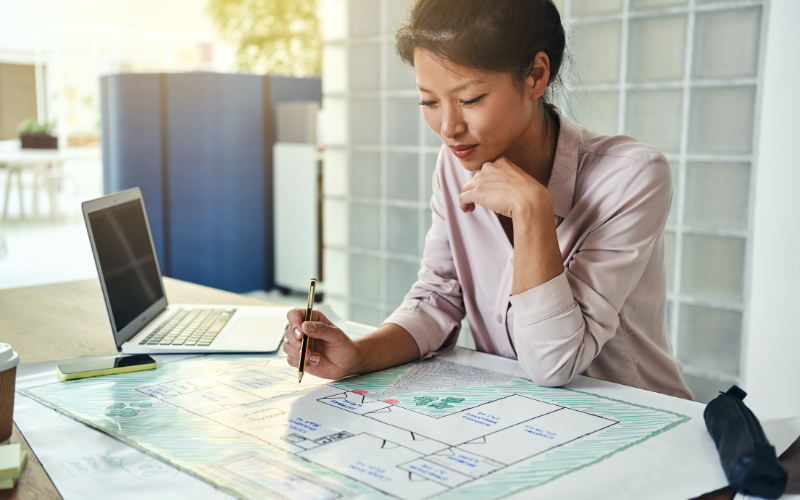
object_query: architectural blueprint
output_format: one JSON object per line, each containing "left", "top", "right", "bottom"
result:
{"left": 21, "top": 354, "right": 691, "bottom": 500}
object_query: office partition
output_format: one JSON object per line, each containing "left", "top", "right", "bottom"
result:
{"left": 100, "top": 72, "right": 322, "bottom": 293}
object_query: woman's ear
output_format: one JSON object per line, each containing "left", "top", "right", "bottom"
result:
{"left": 524, "top": 52, "right": 551, "bottom": 101}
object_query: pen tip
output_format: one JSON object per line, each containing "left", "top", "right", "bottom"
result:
{"left": 298, "top": 372, "right": 304, "bottom": 383}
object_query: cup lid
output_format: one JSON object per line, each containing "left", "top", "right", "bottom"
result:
{"left": 0, "top": 344, "right": 19, "bottom": 372}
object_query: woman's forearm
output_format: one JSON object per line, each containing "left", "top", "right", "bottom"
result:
{"left": 351, "top": 323, "right": 421, "bottom": 375}
{"left": 511, "top": 190, "right": 564, "bottom": 295}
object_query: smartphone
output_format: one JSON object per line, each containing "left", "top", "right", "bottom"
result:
{"left": 57, "top": 354, "right": 157, "bottom": 381}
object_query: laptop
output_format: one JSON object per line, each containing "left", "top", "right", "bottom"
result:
{"left": 82, "top": 187, "right": 290, "bottom": 354}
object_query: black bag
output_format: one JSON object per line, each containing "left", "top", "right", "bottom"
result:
{"left": 704, "top": 386, "right": 788, "bottom": 499}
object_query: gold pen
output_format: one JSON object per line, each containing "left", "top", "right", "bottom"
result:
{"left": 298, "top": 278, "right": 316, "bottom": 383}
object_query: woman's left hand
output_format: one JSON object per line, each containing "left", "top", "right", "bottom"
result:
{"left": 458, "top": 156, "right": 550, "bottom": 218}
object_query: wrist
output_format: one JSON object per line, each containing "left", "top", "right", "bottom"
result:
{"left": 513, "top": 184, "right": 553, "bottom": 225}
{"left": 349, "top": 337, "right": 366, "bottom": 376}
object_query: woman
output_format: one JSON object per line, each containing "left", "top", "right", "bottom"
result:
{"left": 283, "top": 0, "right": 693, "bottom": 399}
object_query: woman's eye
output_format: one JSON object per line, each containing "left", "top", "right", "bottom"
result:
{"left": 461, "top": 94, "right": 486, "bottom": 106}
{"left": 419, "top": 100, "right": 437, "bottom": 107}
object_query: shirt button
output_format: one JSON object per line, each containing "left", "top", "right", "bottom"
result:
{"left": 496, "top": 314, "right": 503, "bottom": 324}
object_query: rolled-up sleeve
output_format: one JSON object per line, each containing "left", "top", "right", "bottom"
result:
{"left": 382, "top": 159, "right": 465, "bottom": 358}
{"left": 511, "top": 153, "right": 672, "bottom": 386}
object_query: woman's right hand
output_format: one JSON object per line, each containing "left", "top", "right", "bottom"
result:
{"left": 283, "top": 309, "right": 361, "bottom": 380}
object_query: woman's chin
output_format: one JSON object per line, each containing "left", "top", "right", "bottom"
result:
{"left": 455, "top": 157, "right": 485, "bottom": 172}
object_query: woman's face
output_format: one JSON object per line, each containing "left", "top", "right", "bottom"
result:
{"left": 414, "top": 49, "right": 539, "bottom": 172}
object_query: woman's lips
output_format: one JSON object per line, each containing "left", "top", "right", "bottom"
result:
{"left": 449, "top": 144, "right": 478, "bottom": 159}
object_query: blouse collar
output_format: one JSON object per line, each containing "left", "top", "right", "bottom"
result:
{"left": 547, "top": 106, "right": 580, "bottom": 219}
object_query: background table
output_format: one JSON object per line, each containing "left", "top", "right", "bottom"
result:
{"left": 0, "top": 146, "right": 101, "bottom": 220}
{"left": 0, "top": 278, "right": 797, "bottom": 499}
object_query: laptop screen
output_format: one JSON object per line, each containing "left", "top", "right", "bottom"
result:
{"left": 87, "top": 199, "right": 164, "bottom": 334}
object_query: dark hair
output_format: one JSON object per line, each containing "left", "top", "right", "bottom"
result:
{"left": 396, "top": 0, "right": 566, "bottom": 102}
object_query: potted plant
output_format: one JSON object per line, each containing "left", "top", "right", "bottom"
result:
{"left": 18, "top": 118, "right": 58, "bottom": 149}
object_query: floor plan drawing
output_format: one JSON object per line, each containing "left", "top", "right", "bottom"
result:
{"left": 22, "top": 355, "right": 691, "bottom": 500}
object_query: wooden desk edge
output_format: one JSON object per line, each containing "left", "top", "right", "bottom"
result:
{"left": 0, "top": 424, "right": 60, "bottom": 500}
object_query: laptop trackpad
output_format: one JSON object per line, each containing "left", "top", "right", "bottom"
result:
{"left": 228, "top": 319, "right": 284, "bottom": 349}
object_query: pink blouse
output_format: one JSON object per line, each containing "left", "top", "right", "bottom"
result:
{"left": 383, "top": 107, "right": 693, "bottom": 400}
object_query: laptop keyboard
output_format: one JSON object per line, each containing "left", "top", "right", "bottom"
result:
{"left": 139, "top": 308, "right": 236, "bottom": 347}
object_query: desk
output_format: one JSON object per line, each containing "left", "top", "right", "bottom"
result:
{"left": 1, "top": 279, "right": 798, "bottom": 500}
{"left": 0, "top": 277, "right": 276, "bottom": 499}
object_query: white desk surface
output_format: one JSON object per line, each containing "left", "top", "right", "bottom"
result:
{"left": 12, "top": 348, "right": 800, "bottom": 500}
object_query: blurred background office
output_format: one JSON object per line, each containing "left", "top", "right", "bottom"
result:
{"left": 0, "top": 0, "right": 798, "bottom": 416}
{"left": 0, "top": 0, "right": 236, "bottom": 287}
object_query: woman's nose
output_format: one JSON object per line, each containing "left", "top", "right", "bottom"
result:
{"left": 440, "top": 106, "right": 466, "bottom": 139}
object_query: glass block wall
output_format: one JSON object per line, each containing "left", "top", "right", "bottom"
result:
{"left": 321, "top": 0, "right": 434, "bottom": 328}
{"left": 320, "top": 0, "right": 767, "bottom": 401}
{"left": 556, "top": 0, "right": 765, "bottom": 402}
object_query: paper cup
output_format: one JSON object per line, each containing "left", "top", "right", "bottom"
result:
{"left": 0, "top": 343, "right": 19, "bottom": 443}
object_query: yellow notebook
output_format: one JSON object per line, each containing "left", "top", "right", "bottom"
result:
{"left": 0, "top": 444, "right": 27, "bottom": 483}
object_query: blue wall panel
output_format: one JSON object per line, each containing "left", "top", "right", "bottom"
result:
{"left": 100, "top": 74, "right": 166, "bottom": 272}
{"left": 166, "top": 73, "right": 266, "bottom": 293}
{"left": 100, "top": 72, "right": 321, "bottom": 293}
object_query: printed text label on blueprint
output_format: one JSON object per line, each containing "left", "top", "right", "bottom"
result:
{"left": 22, "top": 356, "right": 690, "bottom": 499}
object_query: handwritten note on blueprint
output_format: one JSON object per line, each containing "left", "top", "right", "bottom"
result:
{"left": 21, "top": 355, "right": 691, "bottom": 500}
